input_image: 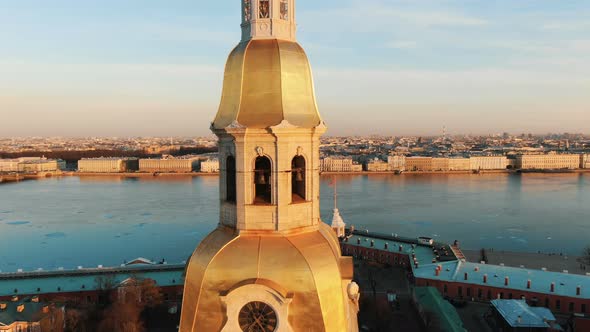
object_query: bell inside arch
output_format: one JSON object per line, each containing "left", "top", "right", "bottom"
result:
{"left": 256, "top": 170, "right": 267, "bottom": 185}
{"left": 295, "top": 169, "right": 304, "bottom": 182}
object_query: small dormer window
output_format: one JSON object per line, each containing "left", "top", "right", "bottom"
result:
{"left": 244, "top": 0, "right": 252, "bottom": 22}
{"left": 280, "top": 0, "right": 289, "bottom": 20}
{"left": 259, "top": 0, "right": 270, "bottom": 18}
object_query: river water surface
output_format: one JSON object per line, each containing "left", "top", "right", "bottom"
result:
{"left": 0, "top": 174, "right": 588, "bottom": 272}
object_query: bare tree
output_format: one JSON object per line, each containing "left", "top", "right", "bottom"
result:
{"left": 98, "top": 301, "right": 144, "bottom": 332}
{"left": 580, "top": 246, "right": 590, "bottom": 265}
{"left": 97, "top": 278, "right": 164, "bottom": 332}
{"left": 95, "top": 274, "right": 117, "bottom": 305}
{"left": 40, "top": 305, "right": 65, "bottom": 332}
{"left": 139, "top": 279, "right": 164, "bottom": 308}
{"left": 65, "top": 309, "right": 86, "bottom": 332}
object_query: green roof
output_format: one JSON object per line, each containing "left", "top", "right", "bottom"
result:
{"left": 414, "top": 287, "right": 467, "bottom": 332}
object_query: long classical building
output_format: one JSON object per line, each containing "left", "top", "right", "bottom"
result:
{"left": 366, "top": 158, "right": 389, "bottom": 172}
{"left": 470, "top": 156, "right": 507, "bottom": 170}
{"left": 0, "top": 158, "right": 65, "bottom": 173}
{"left": 387, "top": 155, "right": 406, "bottom": 171}
{"left": 199, "top": 159, "right": 220, "bottom": 173}
{"left": 448, "top": 158, "right": 470, "bottom": 171}
{"left": 0, "top": 159, "right": 19, "bottom": 172}
{"left": 406, "top": 157, "right": 433, "bottom": 171}
{"left": 139, "top": 157, "right": 200, "bottom": 173}
{"left": 321, "top": 157, "right": 362, "bottom": 172}
{"left": 582, "top": 154, "right": 590, "bottom": 169}
{"left": 516, "top": 154, "right": 580, "bottom": 170}
{"left": 78, "top": 158, "right": 139, "bottom": 173}
{"left": 431, "top": 158, "right": 450, "bottom": 171}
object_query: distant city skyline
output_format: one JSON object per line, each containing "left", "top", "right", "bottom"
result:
{"left": 1, "top": 0, "right": 589, "bottom": 136}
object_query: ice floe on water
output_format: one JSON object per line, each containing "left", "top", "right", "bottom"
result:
{"left": 6, "top": 221, "right": 31, "bottom": 226}
{"left": 140, "top": 212, "right": 153, "bottom": 216}
{"left": 45, "top": 232, "right": 66, "bottom": 238}
{"left": 103, "top": 214, "right": 115, "bottom": 219}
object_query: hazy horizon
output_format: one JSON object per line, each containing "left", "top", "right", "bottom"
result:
{"left": 1, "top": 1, "right": 589, "bottom": 136}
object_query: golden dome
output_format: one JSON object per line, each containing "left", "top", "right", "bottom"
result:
{"left": 179, "top": 223, "right": 353, "bottom": 331}
{"left": 212, "top": 39, "right": 322, "bottom": 129}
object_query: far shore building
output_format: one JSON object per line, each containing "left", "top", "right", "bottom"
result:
{"left": 470, "top": 156, "right": 507, "bottom": 170}
{"left": 0, "top": 159, "right": 20, "bottom": 172}
{"left": 406, "top": 156, "right": 433, "bottom": 171}
{"left": 16, "top": 159, "right": 65, "bottom": 173}
{"left": 199, "top": 159, "right": 219, "bottom": 173}
{"left": 78, "top": 158, "right": 139, "bottom": 173}
{"left": 432, "top": 158, "right": 450, "bottom": 171}
{"left": 582, "top": 154, "right": 590, "bottom": 169}
{"left": 448, "top": 158, "right": 471, "bottom": 171}
{"left": 139, "top": 156, "right": 200, "bottom": 173}
{"left": 506, "top": 158, "right": 517, "bottom": 170}
{"left": 516, "top": 154, "right": 580, "bottom": 170}
{"left": 387, "top": 155, "right": 406, "bottom": 171}
{"left": 366, "top": 158, "right": 389, "bottom": 172}
{"left": 321, "top": 156, "right": 362, "bottom": 172}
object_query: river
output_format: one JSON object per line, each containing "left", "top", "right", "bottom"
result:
{"left": 0, "top": 173, "right": 588, "bottom": 272}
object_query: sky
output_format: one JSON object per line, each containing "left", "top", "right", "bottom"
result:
{"left": 0, "top": 0, "right": 589, "bottom": 137}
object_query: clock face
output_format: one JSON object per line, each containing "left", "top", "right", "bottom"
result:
{"left": 238, "top": 301, "right": 278, "bottom": 332}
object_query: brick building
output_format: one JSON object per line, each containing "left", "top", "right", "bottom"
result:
{"left": 341, "top": 231, "right": 590, "bottom": 316}
{"left": 0, "top": 262, "right": 184, "bottom": 306}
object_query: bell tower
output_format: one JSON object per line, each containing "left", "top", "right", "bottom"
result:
{"left": 179, "top": 1, "right": 359, "bottom": 331}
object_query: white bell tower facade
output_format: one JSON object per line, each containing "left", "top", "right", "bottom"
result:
{"left": 241, "top": 0, "right": 296, "bottom": 41}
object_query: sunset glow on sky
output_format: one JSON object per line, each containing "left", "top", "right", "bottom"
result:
{"left": 1, "top": 0, "right": 589, "bottom": 136}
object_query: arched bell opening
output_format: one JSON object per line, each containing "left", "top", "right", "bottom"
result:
{"left": 291, "top": 156, "right": 306, "bottom": 203}
{"left": 226, "top": 156, "right": 237, "bottom": 203}
{"left": 254, "top": 156, "right": 272, "bottom": 204}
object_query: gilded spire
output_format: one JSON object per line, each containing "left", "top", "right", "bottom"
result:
{"left": 212, "top": 0, "right": 322, "bottom": 130}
